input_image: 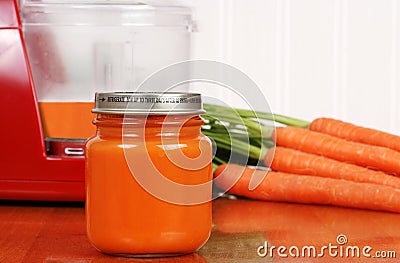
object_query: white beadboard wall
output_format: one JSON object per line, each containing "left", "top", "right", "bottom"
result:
{"left": 176, "top": 0, "right": 400, "bottom": 134}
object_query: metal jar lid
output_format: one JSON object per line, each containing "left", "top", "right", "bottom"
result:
{"left": 92, "top": 92, "right": 205, "bottom": 115}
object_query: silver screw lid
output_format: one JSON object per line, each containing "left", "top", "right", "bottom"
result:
{"left": 92, "top": 92, "right": 205, "bottom": 115}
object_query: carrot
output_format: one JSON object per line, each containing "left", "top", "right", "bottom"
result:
{"left": 264, "top": 146, "right": 400, "bottom": 189}
{"left": 273, "top": 126, "right": 400, "bottom": 176}
{"left": 310, "top": 117, "right": 400, "bottom": 152}
{"left": 214, "top": 163, "right": 400, "bottom": 213}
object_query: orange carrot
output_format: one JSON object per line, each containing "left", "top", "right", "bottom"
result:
{"left": 310, "top": 117, "right": 400, "bottom": 152}
{"left": 214, "top": 163, "right": 400, "bottom": 213}
{"left": 264, "top": 146, "right": 400, "bottom": 189}
{"left": 273, "top": 126, "right": 400, "bottom": 176}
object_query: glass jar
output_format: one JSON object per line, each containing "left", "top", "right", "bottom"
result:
{"left": 85, "top": 92, "right": 213, "bottom": 256}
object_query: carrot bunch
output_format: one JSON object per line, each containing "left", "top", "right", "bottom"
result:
{"left": 203, "top": 104, "right": 400, "bottom": 213}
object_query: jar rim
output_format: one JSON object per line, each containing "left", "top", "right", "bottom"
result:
{"left": 92, "top": 92, "right": 205, "bottom": 115}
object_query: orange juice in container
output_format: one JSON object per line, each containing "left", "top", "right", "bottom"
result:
{"left": 85, "top": 92, "right": 213, "bottom": 256}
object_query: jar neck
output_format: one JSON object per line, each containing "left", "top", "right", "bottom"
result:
{"left": 94, "top": 113, "right": 204, "bottom": 138}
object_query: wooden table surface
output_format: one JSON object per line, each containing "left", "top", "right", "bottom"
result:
{"left": 1, "top": 198, "right": 400, "bottom": 263}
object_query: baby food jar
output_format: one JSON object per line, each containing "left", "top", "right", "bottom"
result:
{"left": 85, "top": 92, "right": 213, "bottom": 256}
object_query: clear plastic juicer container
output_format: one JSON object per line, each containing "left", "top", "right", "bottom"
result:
{"left": 21, "top": 0, "right": 193, "bottom": 143}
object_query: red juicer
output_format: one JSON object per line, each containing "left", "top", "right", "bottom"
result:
{"left": 0, "top": 0, "right": 192, "bottom": 201}
{"left": 0, "top": 0, "right": 85, "bottom": 201}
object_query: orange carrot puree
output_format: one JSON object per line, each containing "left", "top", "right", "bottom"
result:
{"left": 38, "top": 102, "right": 96, "bottom": 139}
{"left": 85, "top": 115, "right": 213, "bottom": 255}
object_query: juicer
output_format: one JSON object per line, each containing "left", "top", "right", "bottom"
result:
{"left": 0, "top": 0, "right": 193, "bottom": 201}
